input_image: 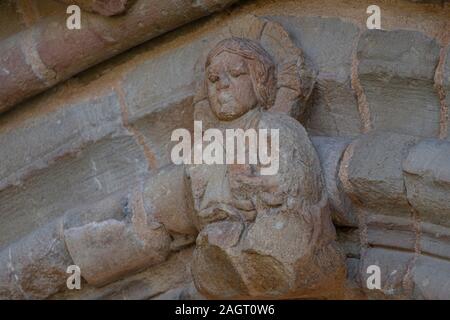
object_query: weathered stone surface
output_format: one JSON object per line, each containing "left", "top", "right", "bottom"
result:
{"left": 403, "top": 139, "right": 450, "bottom": 228}
{"left": 0, "top": 0, "right": 239, "bottom": 114}
{"left": 0, "top": 135, "right": 149, "bottom": 248}
{"left": 64, "top": 190, "right": 171, "bottom": 286}
{"left": 130, "top": 100, "right": 194, "bottom": 168}
{"left": 420, "top": 222, "right": 450, "bottom": 261}
{"left": 142, "top": 165, "right": 197, "bottom": 236}
{"left": 189, "top": 110, "right": 346, "bottom": 298}
{"left": 0, "top": 1, "right": 26, "bottom": 41}
{"left": 271, "top": 16, "right": 361, "bottom": 136}
{"left": 153, "top": 282, "right": 206, "bottom": 300}
{"left": 312, "top": 136, "right": 356, "bottom": 226}
{"left": 120, "top": 38, "right": 214, "bottom": 167}
{"left": 336, "top": 227, "right": 360, "bottom": 258}
{"left": 340, "top": 132, "right": 419, "bottom": 216}
{"left": 0, "top": 33, "right": 51, "bottom": 113}
{"left": 366, "top": 228, "right": 416, "bottom": 251}
{"left": 51, "top": 247, "right": 195, "bottom": 300}
{"left": 412, "top": 255, "right": 450, "bottom": 299}
{"left": 344, "top": 257, "right": 364, "bottom": 298}
{"left": 360, "top": 248, "right": 414, "bottom": 298}
{"left": 0, "top": 90, "right": 124, "bottom": 189}
{"left": 121, "top": 15, "right": 311, "bottom": 168}
{"left": 186, "top": 38, "right": 346, "bottom": 299}
{"left": 193, "top": 216, "right": 346, "bottom": 299}
{"left": 357, "top": 30, "right": 441, "bottom": 137}
{"left": 365, "top": 214, "right": 416, "bottom": 251}
{"left": 56, "top": 0, "right": 131, "bottom": 16}
{"left": 121, "top": 40, "right": 210, "bottom": 123}
{"left": 0, "top": 219, "right": 73, "bottom": 299}
{"left": 1, "top": 1, "right": 450, "bottom": 301}
{"left": 0, "top": 21, "right": 346, "bottom": 300}
{"left": 63, "top": 192, "right": 127, "bottom": 230}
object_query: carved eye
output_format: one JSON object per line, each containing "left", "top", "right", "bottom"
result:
{"left": 208, "top": 74, "right": 219, "bottom": 83}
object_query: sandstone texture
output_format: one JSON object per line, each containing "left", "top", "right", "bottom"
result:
{"left": 1, "top": 0, "right": 450, "bottom": 300}
{"left": 357, "top": 30, "right": 441, "bottom": 137}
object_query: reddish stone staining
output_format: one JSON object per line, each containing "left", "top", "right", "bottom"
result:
{"left": 56, "top": 0, "right": 130, "bottom": 17}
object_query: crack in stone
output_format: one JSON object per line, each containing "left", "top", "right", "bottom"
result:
{"left": 435, "top": 45, "right": 449, "bottom": 139}
{"left": 401, "top": 173, "right": 422, "bottom": 297}
{"left": 351, "top": 30, "right": 372, "bottom": 134}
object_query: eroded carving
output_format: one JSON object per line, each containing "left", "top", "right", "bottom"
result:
{"left": 185, "top": 38, "right": 345, "bottom": 298}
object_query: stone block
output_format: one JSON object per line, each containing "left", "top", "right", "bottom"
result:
{"left": 271, "top": 16, "right": 361, "bottom": 136}
{"left": 64, "top": 190, "right": 171, "bottom": 286}
{"left": 0, "top": 34, "right": 49, "bottom": 113}
{"left": 365, "top": 214, "right": 416, "bottom": 251}
{"left": 367, "top": 228, "right": 416, "bottom": 251}
{"left": 51, "top": 247, "right": 195, "bottom": 300}
{"left": 403, "top": 139, "right": 450, "bottom": 228}
{"left": 0, "top": 89, "right": 124, "bottom": 189}
{"left": 357, "top": 30, "right": 441, "bottom": 137}
{"left": 0, "top": 219, "right": 72, "bottom": 299}
{"left": 0, "top": 135, "right": 149, "bottom": 248}
{"left": 420, "top": 222, "right": 450, "bottom": 261}
{"left": 121, "top": 39, "right": 212, "bottom": 123}
{"left": 340, "top": 132, "right": 419, "bottom": 217}
{"left": 360, "top": 247, "right": 414, "bottom": 298}
{"left": 413, "top": 255, "right": 450, "bottom": 299}
{"left": 131, "top": 99, "right": 194, "bottom": 168}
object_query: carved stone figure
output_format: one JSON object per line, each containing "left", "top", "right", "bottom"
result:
{"left": 185, "top": 38, "right": 346, "bottom": 298}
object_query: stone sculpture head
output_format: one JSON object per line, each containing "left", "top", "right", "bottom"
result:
{"left": 205, "top": 37, "right": 277, "bottom": 121}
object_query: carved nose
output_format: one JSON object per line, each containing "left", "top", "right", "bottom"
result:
{"left": 216, "top": 74, "right": 230, "bottom": 90}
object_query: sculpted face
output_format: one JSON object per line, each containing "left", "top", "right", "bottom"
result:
{"left": 206, "top": 52, "right": 258, "bottom": 121}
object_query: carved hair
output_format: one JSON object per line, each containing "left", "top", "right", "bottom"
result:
{"left": 205, "top": 37, "right": 277, "bottom": 109}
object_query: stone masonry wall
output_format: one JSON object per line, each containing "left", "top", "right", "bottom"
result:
{"left": 0, "top": 0, "right": 449, "bottom": 299}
